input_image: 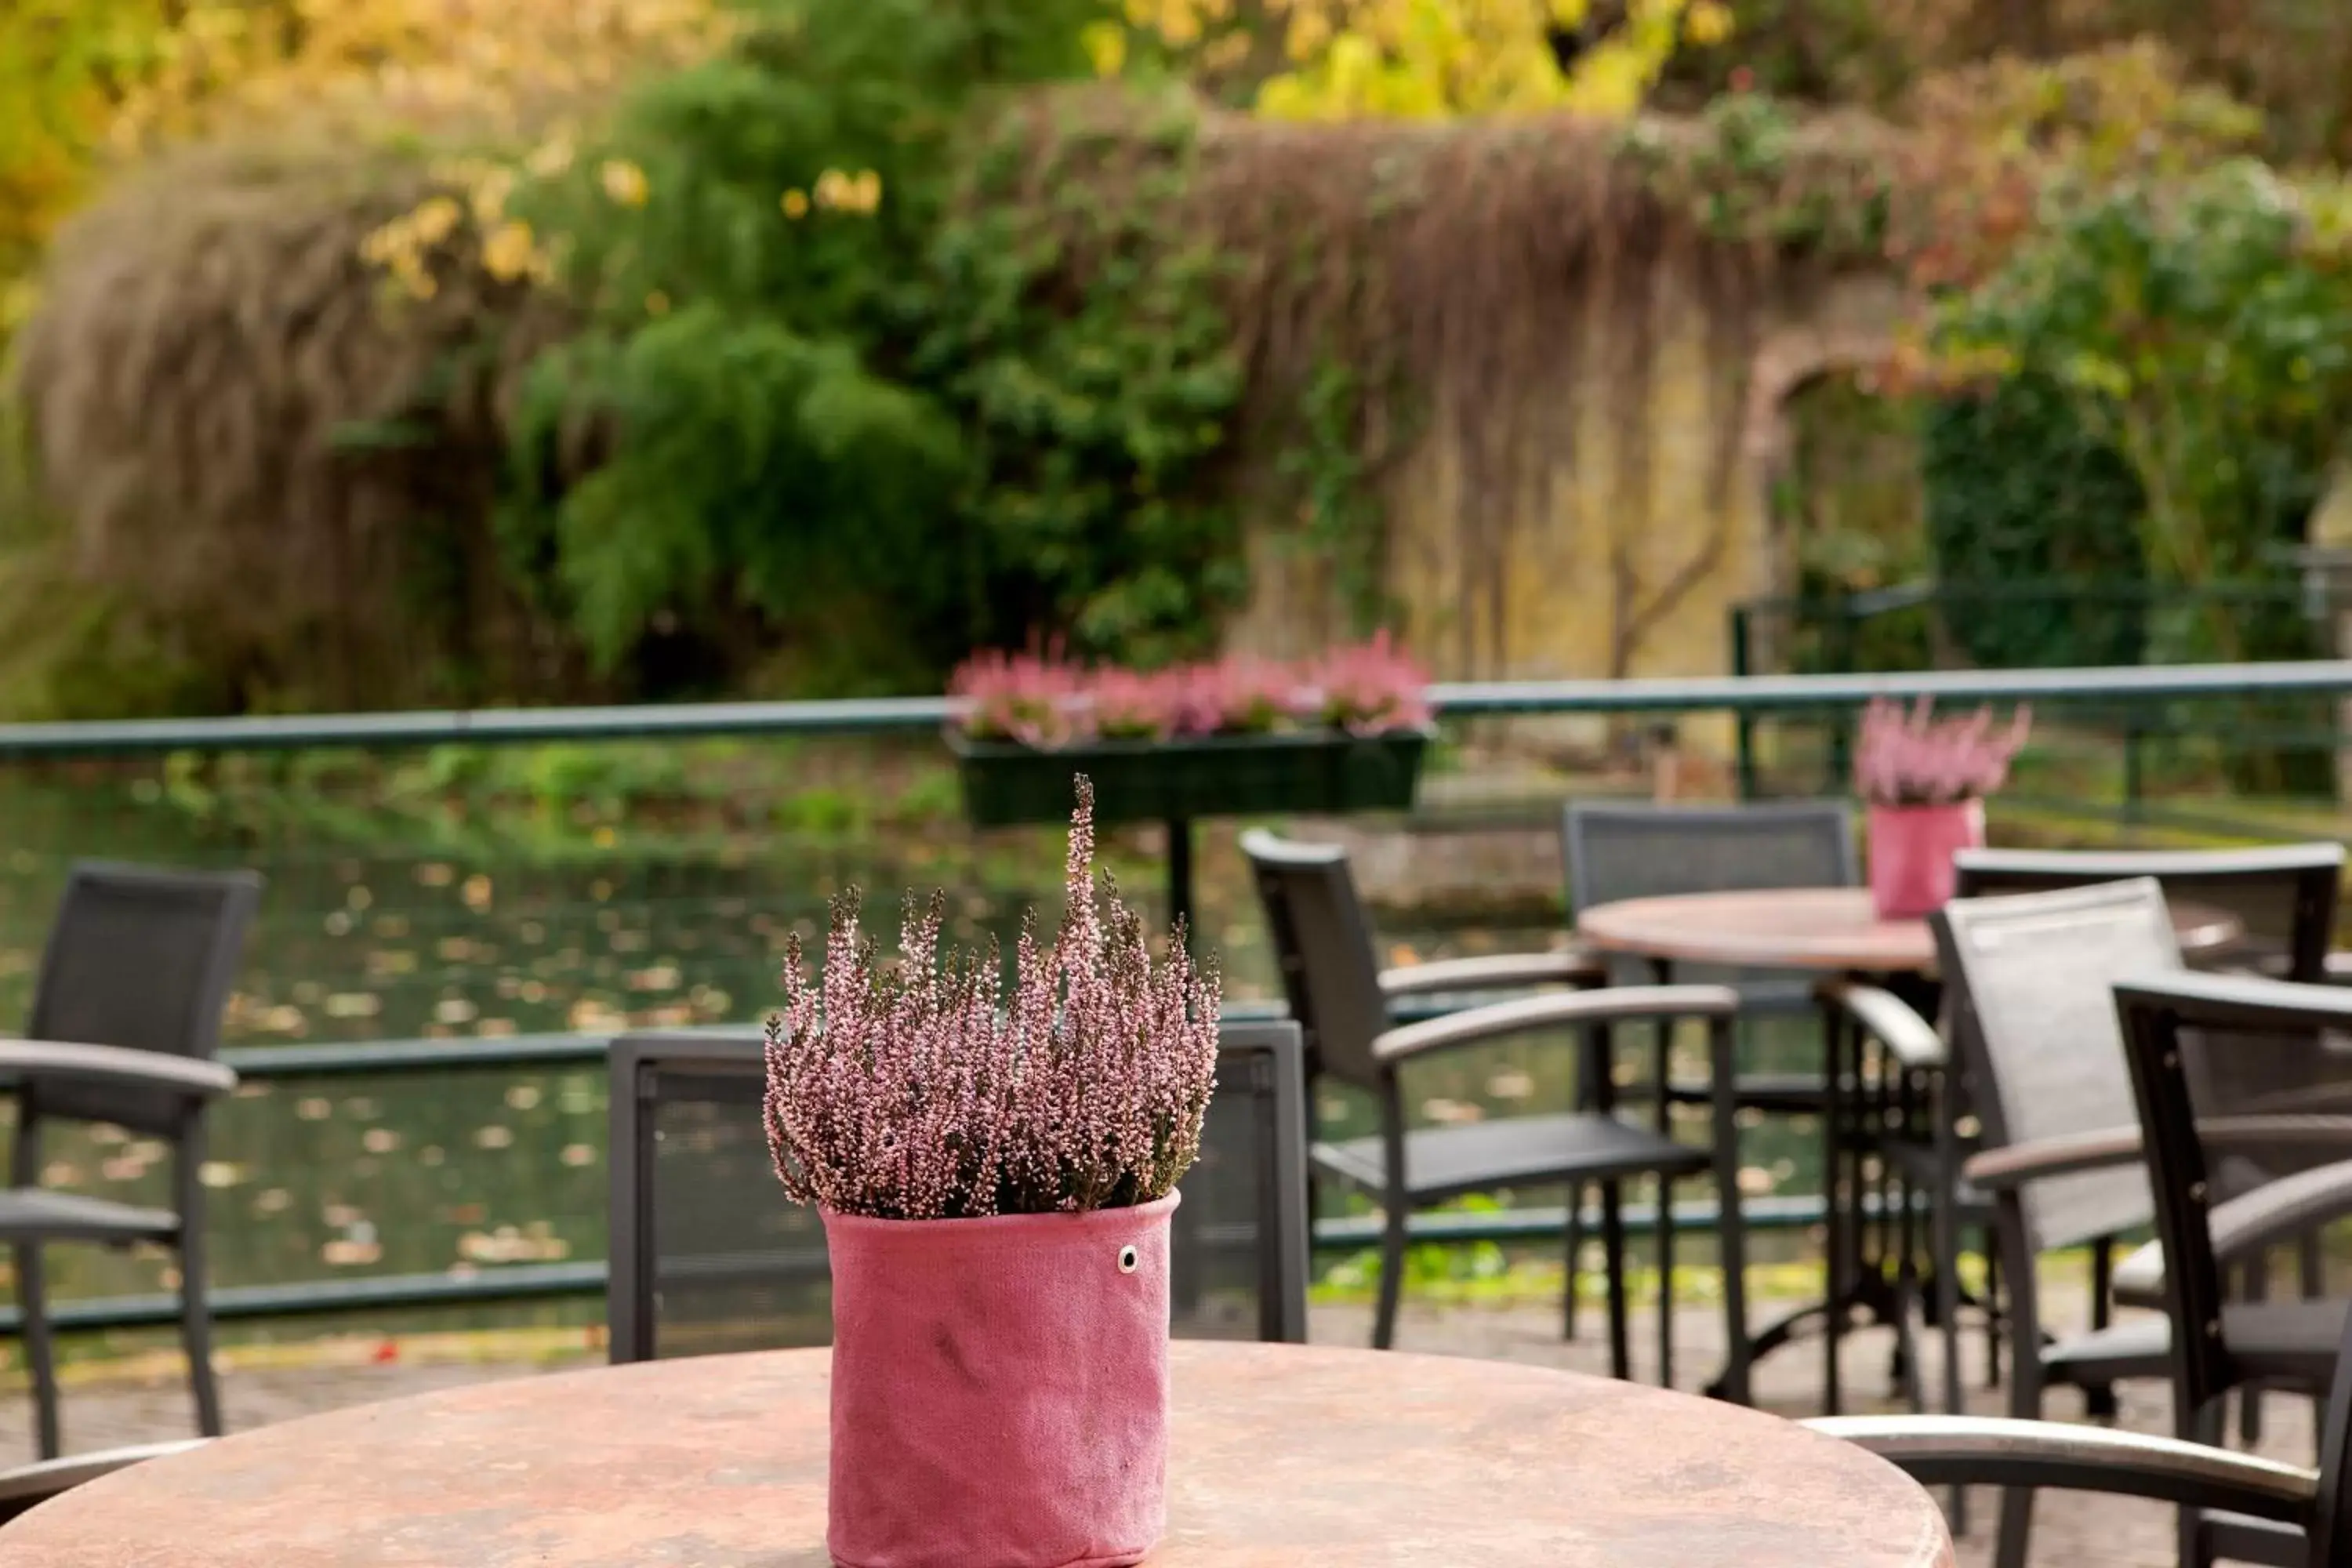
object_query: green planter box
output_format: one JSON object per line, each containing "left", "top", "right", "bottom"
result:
{"left": 947, "top": 730, "right": 1432, "bottom": 828}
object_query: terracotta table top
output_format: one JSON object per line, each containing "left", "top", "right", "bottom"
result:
{"left": 2, "top": 1342, "right": 1953, "bottom": 1567}
{"left": 1577, "top": 886, "right": 2243, "bottom": 975}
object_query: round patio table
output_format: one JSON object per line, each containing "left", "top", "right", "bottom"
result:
{"left": 1574, "top": 885, "right": 2242, "bottom": 1410}
{"left": 1577, "top": 885, "right": 2244, "bottom": 974}
{"left": 2, "top": 1341, "right": 1954, "bottom": 1566}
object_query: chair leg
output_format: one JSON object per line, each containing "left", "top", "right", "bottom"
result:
{"left": 2180, "top": 1399, "right": 2225, "bottom": 1568}
{"left": 177, "top": 1236, "right": 223, "bottom": 1439}
{"left": 1602, "top": 1178, "right": 1631, "bottom": 1381}
{"left": 2083, "top": 1236, "right": 2119, "bottom": 1421}
{"left": 1991, "top": 1351, "right": 2044, "bottom": 1568}
{"left": 2238, "top": 1254, "right": 2268, "bottom": 1447}
{"left": 1657, "top": 1172, "right": 1675, "bottom": 1391}
{"left": 1563, "top": 1182, "right": 1584, "bottom": 1341}
{"left": 1373, "top": 1202, "right": 1407, "bottom": 1352}
{"left": 1982, "top": 1238, "right": 2002, "bottom": 1391}
{"left": 1715, "top": 1163, "right": 1753, "bottom": 1407}
{"left": 16, "top": 1243, "right": 60, "bottom": 1461}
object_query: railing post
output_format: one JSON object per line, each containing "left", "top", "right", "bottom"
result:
{"left": 1730, "top": 607, "right": 1759, "bottom": 801}
{"left": 2123, "top": 717, "right": 2145, "bottom": 823}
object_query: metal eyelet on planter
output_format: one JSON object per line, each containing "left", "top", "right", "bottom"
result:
{"left": 1117, "top": 1244, "right": 1140, "bottom": 1274}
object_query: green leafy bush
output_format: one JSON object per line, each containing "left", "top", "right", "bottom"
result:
{"left": 492, "top": 0, "right": 1245, "bottom": 683}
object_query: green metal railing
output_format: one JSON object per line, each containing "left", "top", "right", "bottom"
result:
{"left": 2, "top": 1021, "right": 1827, "bottom": 1335}
{"left": 4, "top": 660, "right": 2351, "bottom": 757}
{"left": 7, "top": 659, "right": 2352, "bottom": 1337}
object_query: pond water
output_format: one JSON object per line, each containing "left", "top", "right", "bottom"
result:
{"left": 0, "top": 753, "right": 1827, "bottom": 1326}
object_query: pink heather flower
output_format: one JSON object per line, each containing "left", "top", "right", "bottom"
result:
{"left": 1187, "top": 654, "right": 1301, "bottom": 735}
{"left": 1090, "top": 667, "right": 1187, "bottom": 742}
{"left": 1854, "top": 697, "right": 2032, "bottom": 807}
{"left": 949, "top": 645, "right": 1091, "bottom": 750}
{"left": 1298, "top": 630, "right": 1432, "bottom": 738}
{"left": 764, "top": 775, "right": 1222, "bottom": 1219}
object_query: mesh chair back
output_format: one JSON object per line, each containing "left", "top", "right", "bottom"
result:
{"left": 24, "top": 863, "right": 261, "bottom": 1135}
{"left": 2113, "top": 974, "right": 2352, "bottom": 1436}
{"left": 1958, "top": 844, "right": 2347, "bottom": 1189}
{"left": 1563, "top": 800, "right": 1857, "bottom": 993}
{"left": 1954, "top": 844, "right": 2341, "bottom": 982}
{"left": 1240, "top": 831, "right": 1392, "bottom": 1092}
{"left": 608, "top": 1033, "right": 826, "bottom": 1363}
{"left": 608, "top": 1022, "right": 1312, "bottom": 1363}
{"left": 1168, "top": 1022, "right": 1311, "bottom": 1344}
{"left": 1930, "top": 878, "right": 2182, "bottom": 1256}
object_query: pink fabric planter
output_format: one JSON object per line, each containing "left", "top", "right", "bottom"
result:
{"left": 1867, "top": 799, "right": 1986, "bottom": 920}
{"left": 821, "top": 1192, "right": 1178, "bottom": 1568}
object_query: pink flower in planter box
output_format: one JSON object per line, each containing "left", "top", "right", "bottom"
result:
{"left": 949, "top": 647, "right": 1090, "bottom": 750}
{"left": 1853, "top": 696, "right": 2033, "bottom": 807}
{"left": 1091, "top": 666, "right": 1189, "bottom": 742}
{"left": 1189, "top": 654, "right": 1302, "bottom": 735}
{"left": 1300, "top": 630, "right": 1432, "bottom": 737}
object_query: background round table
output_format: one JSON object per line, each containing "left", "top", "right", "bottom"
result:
{"left": 1577, "top": 885, "right": 2244, "bottom": 973}
{"left": 3, "top": 1341, "right": 1953, "bottom": 1566}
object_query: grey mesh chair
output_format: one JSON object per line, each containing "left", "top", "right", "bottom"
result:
{"left": 0, "top": 1438, "right": 209, "bottom": 1525}
{"left": 2, "top": 864, "right": 259, "bottom": 1460}
{"left": 1561, "top": 801, "right": 1857, "bottom": 1337}
{"left": 1828, "top": 878, "right": 2183, "bottom": 1566}
{"left": 1242, "top": 830, "right": 1753, "bottom": 1398}
{"left": 1958, "top": 844, "right": 2348, "bottom": 1447}
{"left": 608, "top": 1021, "right": 1314, "bottom": 1362}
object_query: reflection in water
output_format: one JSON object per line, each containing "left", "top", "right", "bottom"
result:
{"left": 0, "top": 764, "right": 1821, "bottom": 1316}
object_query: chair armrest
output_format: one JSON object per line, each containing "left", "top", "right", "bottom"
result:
{"left": 1371, "top": 985, "right": 1739, "bottom": 1068}
{"left": 1965, "top": 1115, "right": 2352, "bottom": 1192}
{"left": 1963, "top": 1129, "right": 2143, "bottom": 1191}
{"left": 1377, "top": 950, "right": 1606, "bottom": 999}
{"left": 0, "top": 1438, "right": 210, "bottom": 1523}
{"left": 1803, "top": 1416, "right": 2314, "bottom": 1523}
{"left": 2111, "top": 1157, "right": 2352, "bottom": 1309}
{"left": 1817, "top": 981, "right": 1946, "bottom": 1071}
{"left": 0, "top": 1040, "right": 238, "bottom": 1100}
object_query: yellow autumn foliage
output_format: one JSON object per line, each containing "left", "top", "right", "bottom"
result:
{"left": 2, "top": 0, "right": 721, "bottom": 333}
{"left": 1128, "top": 0, "right": 1733, "bottom": 120}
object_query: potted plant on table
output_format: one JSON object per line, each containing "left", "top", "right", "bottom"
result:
{"left": 764, "top": 777, "right": 1221, "bottom": 1568}
{"left": 945, "top": 633, "right": 1435, "bottom": 827}
{"left": 1853, "top": 696, "right": 2033, "bottom": 920}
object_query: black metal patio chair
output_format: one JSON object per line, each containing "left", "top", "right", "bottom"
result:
{"left": 2, "top": 863, "right": 260, "bottom": 1460}
{"left": 1560, "top": 800, "right": 1856, "bottom": 1339}
{"left": 1815, "top": 971, "right": 2352, "bottom": 1568}
{"left": 607, "top": 1020, "right": 1314, "bottom": 1362}
{"left": 1241, "top": 829, "right": 1753, "bottom": 1396}
{"left": 0, "top": 1438, "right": 209, "bottom": 1526}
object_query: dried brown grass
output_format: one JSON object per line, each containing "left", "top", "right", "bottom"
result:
{"left": 9, "top": 140, "right": 581, "bottom": 710}
{"left": 9, "top": 92, "right": 1906, "bottom": 707}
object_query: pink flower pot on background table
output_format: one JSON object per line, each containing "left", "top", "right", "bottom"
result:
{"left": 1866, "top": 800, "right": 1986, "bottom": 920}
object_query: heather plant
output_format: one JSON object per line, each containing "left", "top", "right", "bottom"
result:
{"left": 948, "top": 638, "right": 1435, "bottom": 749}
{"left": 950, "top": 647, "right": 1090, "bottom": 750}
{"left": 1090, "top": 668, "right": 1185, "bottom": 742}
{"left": 1191, "top": 655, "right": 1301, "bottom": 735}
{"left": 1301, "top": 631, "right": 1433, "bottom": 737}
{"left": 1853, "top": 697, "right": 2033, "bottom": 807}
{"left": 763, "top": 777, "right": 1221, "bottom": 1219}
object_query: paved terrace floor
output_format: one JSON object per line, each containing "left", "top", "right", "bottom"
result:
{"left": 0, "top": 1280, "right": 2307, "bottom": 1567}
